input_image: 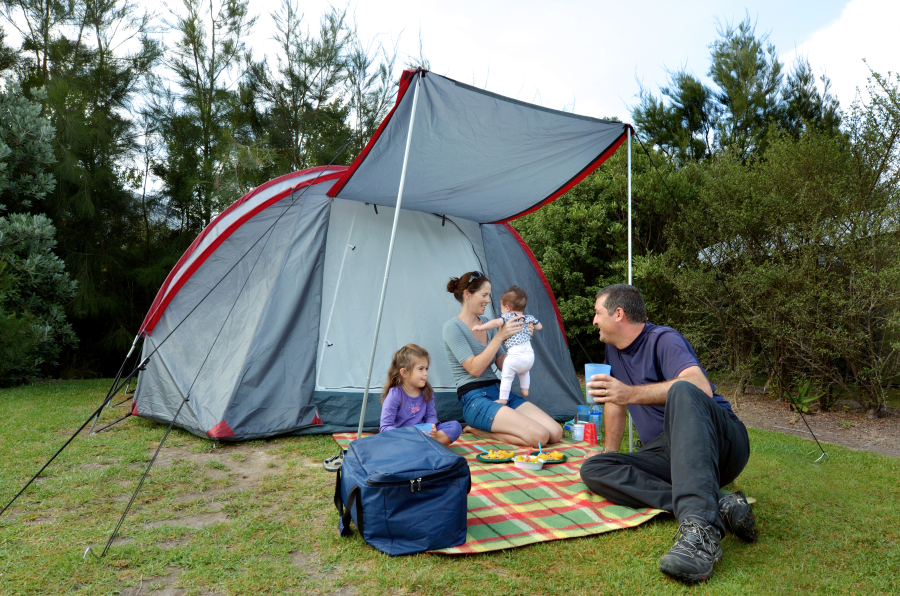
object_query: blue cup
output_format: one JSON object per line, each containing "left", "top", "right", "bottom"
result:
{"left": 584, "top": 363, "right": 612, "bottom": 405}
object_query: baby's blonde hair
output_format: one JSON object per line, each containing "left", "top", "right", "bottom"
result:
{"left": 381, "top": 344, "right": 433, "bottom": 403}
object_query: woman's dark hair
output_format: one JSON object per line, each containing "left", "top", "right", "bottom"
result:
{"left": 446, "top": 271, "right": 491, "bottom": 303}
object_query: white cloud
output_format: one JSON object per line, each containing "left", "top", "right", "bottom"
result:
{"left": 781, "top": 0, "right": 900, "bottom": 110}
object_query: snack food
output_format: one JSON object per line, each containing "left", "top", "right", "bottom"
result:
{"left": 543, "top": 450, "right": 565, "bottom": 461}
{"left": 515, "top": 455, "right": 544, "bottom": 463}
{"left": 485, "top": 449, "right": 515, "bottom": 460}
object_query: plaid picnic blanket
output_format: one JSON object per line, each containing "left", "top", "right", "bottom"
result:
{"left": 331, "top": 432, "right": 662, "bottom": 554}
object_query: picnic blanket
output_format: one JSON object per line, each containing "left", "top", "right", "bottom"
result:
{"left": 332, "top": 432, "right": 663, "bottom": 554}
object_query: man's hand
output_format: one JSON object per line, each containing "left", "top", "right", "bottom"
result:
{"left": 586, "top": 374, "right": 632, "bottom": 406}
{"left": 587, "top": 365, "right": 713, "bottom": 407}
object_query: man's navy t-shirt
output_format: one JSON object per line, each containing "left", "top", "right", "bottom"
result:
{"left": 605, "top": 322, "right": 736, "bottom": 445}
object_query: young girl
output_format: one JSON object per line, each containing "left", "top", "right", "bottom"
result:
{"left": 380, "top": 344, "right": 462, "bottom": 446}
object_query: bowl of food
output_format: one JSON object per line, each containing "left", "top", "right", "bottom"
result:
{"left": 514, "top": 455, "right": 544, "bottom": 470}
{"left": 530, "top": 450, "right": 567, "bottom": 464}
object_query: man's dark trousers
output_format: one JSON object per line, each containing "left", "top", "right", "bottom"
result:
{"left": 580, "top": 380, "right": 750, "bottom": 535}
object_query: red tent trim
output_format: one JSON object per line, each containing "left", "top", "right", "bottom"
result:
{"left": 208, "top": 420, "right": 235, "bottom": 439}
{"left": 503, "top": 223, "right": 568, "bottom": 346}
{"left": 140, "top": 168, "right": 346, "bottom": 336}
{"left": 326, "top": 69, "right": 425, "bottom": 198}
{"left": 491, "top": 127, "right": 632, "bottom": 224}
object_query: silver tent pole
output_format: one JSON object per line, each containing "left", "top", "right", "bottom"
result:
{"left": 627, "top": 127, "right": 634, "bottom": 452}
{"left": 355, "top": 72, "right": 423, "bottom": 439}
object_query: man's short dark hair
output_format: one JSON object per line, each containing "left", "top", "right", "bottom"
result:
{"left": 596, "top": 284, "right": 647, "bottom": 323}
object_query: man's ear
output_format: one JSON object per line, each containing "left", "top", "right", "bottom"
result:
{"left": 613, "top": 307, "right": 625, "bottom": 323}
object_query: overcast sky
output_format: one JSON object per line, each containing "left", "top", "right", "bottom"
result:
{"left": 242, "top": 0, "right": 898, "bottom": 122}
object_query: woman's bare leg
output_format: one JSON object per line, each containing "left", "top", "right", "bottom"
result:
{"left": 464, "top": 424, "right": 534, "bottom": 447}
{"left": 513, "top": 402, "right": 564, "bottom": 444}
{"left": 486, "top": 406, "right": 554, "bottom": 447}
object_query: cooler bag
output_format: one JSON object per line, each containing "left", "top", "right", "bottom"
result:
{"left": 334, "top": 426, "right": 471, "bottom": 555}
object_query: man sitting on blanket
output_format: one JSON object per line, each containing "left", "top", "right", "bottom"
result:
{"left": 579, "top": 284, "right": 757, "bottom": 584}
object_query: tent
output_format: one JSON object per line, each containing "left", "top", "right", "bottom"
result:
{"left": 131, "top": 69, "right": 633, "bottom": 441}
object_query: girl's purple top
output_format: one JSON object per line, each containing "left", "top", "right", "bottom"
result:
{"left": 380, "top": 385, "right": 439, "bottom": 433}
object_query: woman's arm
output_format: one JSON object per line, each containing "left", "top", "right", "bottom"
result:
{"left": 460, "top": 317, "right": 523, "bottom": 377}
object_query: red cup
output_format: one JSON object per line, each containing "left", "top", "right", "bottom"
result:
{"left": 583, "top": 422, "right": 597, "bottom": 445}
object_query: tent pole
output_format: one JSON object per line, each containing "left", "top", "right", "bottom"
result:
{"left": 627, "top": 127, "right": 633, "bottom": 453}
{"left": 356, "top": 72, "right": 423, "bottom": 439}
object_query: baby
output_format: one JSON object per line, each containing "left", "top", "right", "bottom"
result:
{"left": 473, "top": 285, "right": 542, "bottom": 404}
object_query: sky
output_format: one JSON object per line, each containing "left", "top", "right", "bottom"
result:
{"left": 241, "top": 0, "right": 898, "bottom": 122}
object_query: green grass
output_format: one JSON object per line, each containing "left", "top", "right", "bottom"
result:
{"left": 1, "top": 380, "right": 899, "bottom": 595}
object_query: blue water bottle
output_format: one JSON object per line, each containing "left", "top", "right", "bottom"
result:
{"left": 589, "top": 404, "right": 603, "bottom": 441}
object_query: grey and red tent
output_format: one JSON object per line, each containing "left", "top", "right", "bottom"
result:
{"left": 131, "top": 69, "right": 633, "bottom": 441}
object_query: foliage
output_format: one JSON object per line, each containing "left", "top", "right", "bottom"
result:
{"left": 513, "top": 141, "right": 689, "bottom": 365}
{"left": 0, "top": 83, "right": 55, "bottom": 212}
{"left": 0, "top": 82, "right": 76, "bottom": 385}
{"left": 634, "top": 14, "right": 843, "bottom": 163}
{"left": 659, "top": 101, "right": 900, "bottom": 417}
{"left": 0, "top": 213, "right": 77, "bottom": 385}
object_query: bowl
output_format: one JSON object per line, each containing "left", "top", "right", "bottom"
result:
{"left": 514, "top": 459, "right": 544, "bottom": 471}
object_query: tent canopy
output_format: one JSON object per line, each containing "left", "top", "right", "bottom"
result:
{"left": 329, "top": 69, "right": 631, "bottom": 223}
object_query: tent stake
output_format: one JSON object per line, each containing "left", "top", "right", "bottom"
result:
{"left": 356, "top": 72, "right": 423, "bottom": 439}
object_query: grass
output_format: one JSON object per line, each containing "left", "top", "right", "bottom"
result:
{"left": 1, "top": 380, "right": 899, "bottom": 595}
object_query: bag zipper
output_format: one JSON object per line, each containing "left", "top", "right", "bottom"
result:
{"left": 367, "top": 460, "right": 467, "bottom": 488}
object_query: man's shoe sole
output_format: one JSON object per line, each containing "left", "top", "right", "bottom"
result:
{"left": 724, "top": 492, "right": 758, "bottom": 543}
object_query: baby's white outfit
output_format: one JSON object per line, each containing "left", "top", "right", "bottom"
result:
{"left": 499, "top": 312, "right": 540, "bottom": 401}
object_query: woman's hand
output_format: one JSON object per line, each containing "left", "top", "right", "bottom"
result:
{"left": 496, "top": 315, "right": 525, "bottom": 341}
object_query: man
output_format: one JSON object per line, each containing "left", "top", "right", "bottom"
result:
{"left": 580, "top": 284, "right": 757, "bottom": 584}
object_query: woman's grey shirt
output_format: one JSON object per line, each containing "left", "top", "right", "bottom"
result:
{"left": 442, "top": 316, "right": 507, "bottom": 389}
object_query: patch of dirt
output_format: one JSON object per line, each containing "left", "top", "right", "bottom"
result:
{"left": 139, "top": 442, "right": 286, "bottom": 529}
{"left": 151, "top": 442, "right": 283, "bottom": 492}
{"left": 725, "top": 384, "right": 900, "bottom": 458}
{"left": 145, "top": 512, "right": 230, "bottom": 529}
{"left": 118, "top": 569, "right": 223, "bottom": 596}
{"left": 291, "top": 552, "right": 355, "bottom": 595}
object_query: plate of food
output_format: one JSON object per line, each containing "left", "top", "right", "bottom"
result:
{"left": 475, "top": 449, "right": 516, "bottom": 463}
{"left": 529, "top": 450, "right": 568, "bottom": 464}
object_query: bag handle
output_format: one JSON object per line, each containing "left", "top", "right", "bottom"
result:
{"left": 334, "top": 468, "right": 363, "bottom": 537}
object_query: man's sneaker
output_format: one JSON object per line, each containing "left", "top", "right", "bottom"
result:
{"left": 659, "top": 516, "right": 723, "bottom": 584}
{"left": 323, "top": 449, "right": 346, "bottom": 472}
{"left": 719, "top": 491, "right": 758, "bottom": 543}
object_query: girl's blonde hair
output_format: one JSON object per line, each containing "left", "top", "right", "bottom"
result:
{"left": 381, "top": 344, "right": 433, "bottom": 403}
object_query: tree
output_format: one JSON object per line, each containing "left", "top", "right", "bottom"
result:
{"left": 657, "top": 68, "right": 900, "bottom": 418}
{"left": 154, "top": 0, "right": 257, "bottom": 229}
{"left": 633, "top": 71, "right": 714, "bottom": 162}
{"left": 245, "top": 1, "right": 354, "bottom": 172}
{"left": 0, "top": 83, "right": 76, "bottom": 385}
{"left": 633, "top": 15, "right": 843, "bottom": 163}
{"left": 707, "top": 15, "right": 784, "bottom": 157}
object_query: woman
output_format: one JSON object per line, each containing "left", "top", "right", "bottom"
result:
{"left": 442, "top": 271, "right": 563, "bottom": 447}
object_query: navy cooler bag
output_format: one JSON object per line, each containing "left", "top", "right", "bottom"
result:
{"left": 334, "top": 426, "right": 471, "bottom": 555}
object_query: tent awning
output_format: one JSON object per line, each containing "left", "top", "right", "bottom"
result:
{"left": 328, "top": 69, "right": 631, "bottom": 224}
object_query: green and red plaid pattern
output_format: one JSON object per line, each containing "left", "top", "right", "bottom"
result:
{"left": 331, "top": 433, "right": 662, "bottom": 554}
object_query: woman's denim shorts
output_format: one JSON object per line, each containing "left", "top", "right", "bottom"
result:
{"left": 459, "top": 383, "right": 526, "bottom": 431}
